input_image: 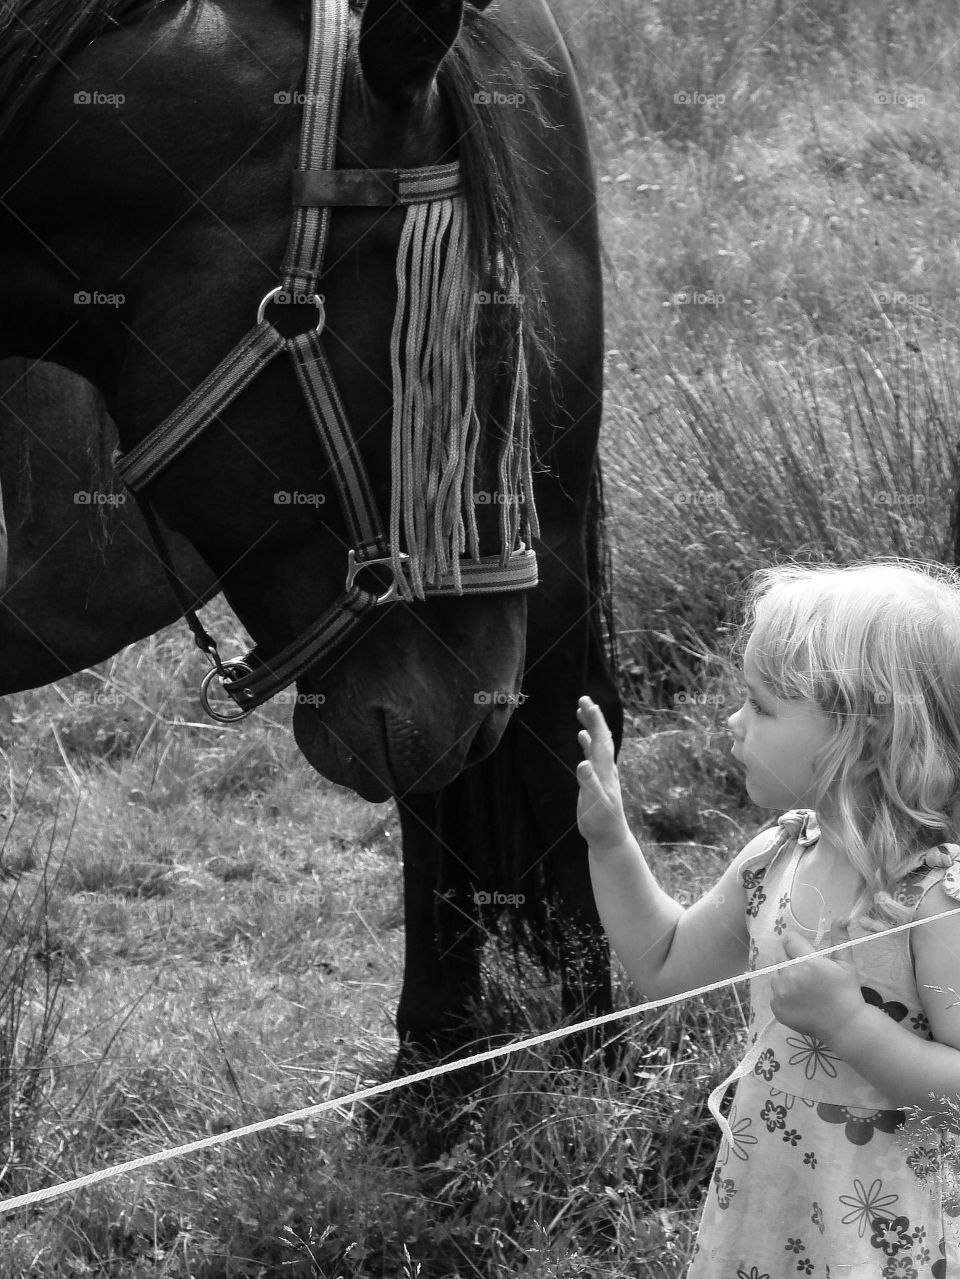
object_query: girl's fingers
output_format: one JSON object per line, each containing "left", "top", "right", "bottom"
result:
{"left": 829, "top": 918, "right": 856, "bottom": 969}
{"left": 577, "top": 758, "right": 601, "bottom": 791}
{"left": 577, "top": 700, "right": 614, "bottom": 757}
{"left": 577, "top": 757, "right": 617, "bottom": 806}
{"left": 577, "top": 758, "right": 609, "bottom": 797}
{"left": 577, "top": 696, "right": 606, "bottom": 730}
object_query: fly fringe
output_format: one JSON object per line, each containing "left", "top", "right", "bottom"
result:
{"left": 388, "top": 195, "right": 538, "bottom": 600}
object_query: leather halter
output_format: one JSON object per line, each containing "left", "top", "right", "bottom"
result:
{"left": 114, "top": 0, "right": 538, "bottom": 722}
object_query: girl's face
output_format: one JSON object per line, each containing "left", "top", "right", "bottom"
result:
{"left": 727, "top": 636, "right": 837, "bottom": 812}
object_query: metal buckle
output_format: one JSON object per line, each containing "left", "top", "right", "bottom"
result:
{"left": 345, "top": 549, "right": 410, "bottom": 605}
{"left": 256, "top": 286, "right": 325, "bottom": 334}
{"left": 199, "top": 660, "right": 257, "bottom": 722}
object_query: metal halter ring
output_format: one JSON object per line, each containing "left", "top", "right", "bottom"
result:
{"left": 199, "top": 662, "right": 257, "bottom": 722}
{"left": 256, "top": 286, "right": 325, "bottom": 334}
{"left": 346, "top": 549, "right": 411, "bottom": 605}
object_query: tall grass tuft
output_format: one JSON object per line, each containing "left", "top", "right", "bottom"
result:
{"left": 0, "top": 790, "right": 69, "bottom": 1194}
{"left": 603, "top": 328, "right": 960, "bottom": 701}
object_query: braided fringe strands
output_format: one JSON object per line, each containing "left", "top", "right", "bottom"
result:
{"left": 388, "top": 196, "right": 538, "bottom": 600}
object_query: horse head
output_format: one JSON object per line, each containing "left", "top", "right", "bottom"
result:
{"left": 0, "top": 0, "right": 549, "bottom": 800}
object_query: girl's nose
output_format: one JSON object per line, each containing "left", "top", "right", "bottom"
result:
{"left": 727, "top": 706, "right": 744, "bottom": 737}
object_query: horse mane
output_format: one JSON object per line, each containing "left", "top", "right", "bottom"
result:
{"left": 435, "top": 8, "right": 556, "bottom": 410}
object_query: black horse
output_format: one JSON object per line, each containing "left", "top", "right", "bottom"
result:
{"left": 0, "top": 0, "right": 622, "bottom": 1064}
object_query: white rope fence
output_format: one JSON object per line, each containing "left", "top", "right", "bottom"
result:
{"left": 1, "top": 906, "right": 958, "bottom": 1216}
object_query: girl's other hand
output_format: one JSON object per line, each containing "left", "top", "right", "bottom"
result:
{"left": 576, "top": 695, "right": 631, "bottom": 855}
{"left": 770, "top": 921, "right": 867, "bottom": 1043}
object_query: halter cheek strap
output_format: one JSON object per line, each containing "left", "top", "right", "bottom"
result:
{"left": 113, "top": 0, "right": 538, "bottom": 721}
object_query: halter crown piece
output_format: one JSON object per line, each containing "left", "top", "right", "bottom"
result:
{"left": 113, "top": 0, "right": 539, "bottom": 721}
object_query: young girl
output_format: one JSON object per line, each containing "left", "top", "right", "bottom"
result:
{"left": 577, "top": 560, "right": 960, "bottom": 1277}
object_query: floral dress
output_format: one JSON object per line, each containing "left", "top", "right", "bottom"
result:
{"left": 686, "top": 809, "right": 960, "bottom": 1279}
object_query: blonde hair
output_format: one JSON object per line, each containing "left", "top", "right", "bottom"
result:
{"left": 739, "top": 559, "right": 960, "bottom": 928}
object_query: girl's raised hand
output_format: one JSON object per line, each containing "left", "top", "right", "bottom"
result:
{"left": 770, "top": 921, "right": 867, "bottom": 1044}
{"left": 576, "top": 696, "right": 631, "bottom": 855}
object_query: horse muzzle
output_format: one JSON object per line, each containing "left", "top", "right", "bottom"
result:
{"left": 291, "top": 688, "right": 515, "bottom": 799}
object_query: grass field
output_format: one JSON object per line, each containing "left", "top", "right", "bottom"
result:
{"left": 3, "top": 1, "right": 960, "bottom": 1274}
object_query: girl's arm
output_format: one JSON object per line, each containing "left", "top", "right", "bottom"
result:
{"left": 774, "top": 884, "right": 960, "bottom": 1116}
{"left": 576, "top": 696, "right": 763, "bottom": 999}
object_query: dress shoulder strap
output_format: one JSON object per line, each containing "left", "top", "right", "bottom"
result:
{"left": 737, "top": 809, "right": 816, "bottom": 891}
{"left": 913, "top": 843, "right": 960, "bottom": 907}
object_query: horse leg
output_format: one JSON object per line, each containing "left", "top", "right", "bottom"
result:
{"left": 365, "top": 793, "right": 487, "bottom": 1151}
{"left": 394, "top": 792, "right": 486, "bottom": 1064}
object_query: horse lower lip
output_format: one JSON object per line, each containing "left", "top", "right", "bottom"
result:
{"left": 382, "top": 714, "right": 470, "bottom": 795}
{"left": 292, "top": 703, "right": 393, "bottom": 797}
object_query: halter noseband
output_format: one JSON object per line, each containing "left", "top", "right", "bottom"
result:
{"left": 114, "top": 0, "right": 538, "bottom": 722}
